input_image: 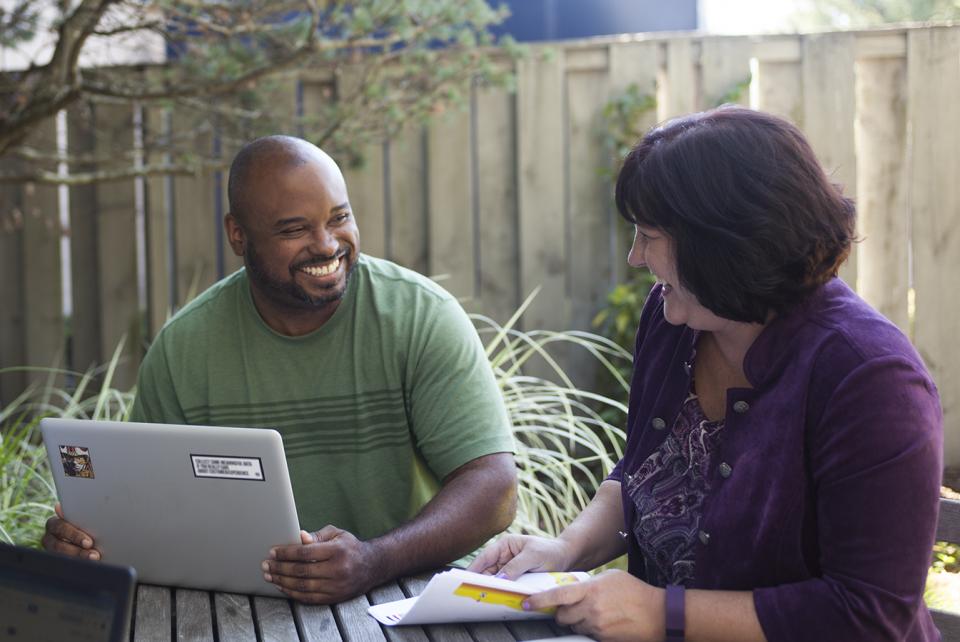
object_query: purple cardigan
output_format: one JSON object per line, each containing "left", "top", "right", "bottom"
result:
{"left": 609, "top": 279, "right": 943, "bottom": 641}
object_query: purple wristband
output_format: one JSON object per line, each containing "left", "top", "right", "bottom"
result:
{"left": 665, "top": 584, "right": 685, "bottom": 642}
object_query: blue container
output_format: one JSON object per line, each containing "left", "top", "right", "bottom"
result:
{"left": 489, "top": 0, "right": 698, "bottom": 42}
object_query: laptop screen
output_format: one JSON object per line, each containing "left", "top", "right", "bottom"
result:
{"left": 0, "top": 544, "right": 136, "bottom": 642}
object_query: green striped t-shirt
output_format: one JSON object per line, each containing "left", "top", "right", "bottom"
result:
{"left": 130, "top": 254, "right": 514, "bottom": 540}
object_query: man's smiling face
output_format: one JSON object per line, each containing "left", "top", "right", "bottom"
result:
{"left": 226, "top": 144, "right": 360, "bottom": 331}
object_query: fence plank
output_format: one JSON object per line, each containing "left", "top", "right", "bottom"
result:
{"left": 517, "top": 50, "right": 568, "bottom": 332}
{"left": 21, "top": 120, "right": 64, "bottom": 391}
{"left": 171, "top": 110, "right": 218, "bottom": 309}
{"left": 475, "top": 77, "right": 520, "bottom": 326}
{"left": 802, "top": 32, "right": 858, "bottom": 289}
{"left": 93, "top": 102, "right": 140, "bottom": 390}
{"left": 66, "top": 102, "right": 103, "bottom": 376}
{"left": 144, "top": 108, "right": 172, "bottom": 340}
{"left": 427, "top": 106, "right": 474, "bottom": 301}
{"left": 387, "top": 126, "right": 427, "bottom": 274}
{"left": 700, "top": 37, "right": 754, "bottom": 108}
{"left": 608, "top": 41, "right": 659, "bottom": 286}
{"left": 0, "top": 161, "right": 24, "bottom": 405}
{"left": 752, "top": 37, "right": 804, "bottom": 127}
{"left": 567, "top": 67, "right": 614, "bottom": 337}
{"left": 908, "top": 26, "right": 960, "bottom": 467}
{"left": 854, "top": 55, "right": 909, "bottom": 331}
{"left": 659, "top": 38, "right": 698, "bottom": 120}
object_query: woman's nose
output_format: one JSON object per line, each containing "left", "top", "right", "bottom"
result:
{"left": 627, "top": 237, "right": 646, "bottom": 268}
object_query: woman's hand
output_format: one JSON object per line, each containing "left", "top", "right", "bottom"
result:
{"left": 525, "top": 569, "right": 664, "bottom": 642}
{"left": 467, "top": 534, "right": 575, "bottom": 580}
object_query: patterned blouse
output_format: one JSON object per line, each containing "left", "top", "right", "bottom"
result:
{"left": 624, "top": 391, "right": 726, "bottom": 587}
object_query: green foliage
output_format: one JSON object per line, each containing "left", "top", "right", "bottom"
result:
{"left": 592, "top": 270, "right": 657, "bottom": 354}
{"left": 473, "top": 288, "right": 630, "bottom": 536}
{"left": 0, "top": 342, "right": 134, "bottom": 548}
{"left": 793, "top": 0, "right": 960, "bottom": 28}
{"left": 597, "top": 82, "right": 657, "bottom": 182}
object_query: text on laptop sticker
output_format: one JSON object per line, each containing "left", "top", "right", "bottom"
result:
{"left": 59, "top": 445, "right": 95, "bottom": 478}
{"left": 191, "top": 454, "right": 265, "bottom": 481}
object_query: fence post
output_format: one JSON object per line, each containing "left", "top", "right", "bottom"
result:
{"left": 854, "top": 33, "right": 909, "bottom": 332}
{"left": 908, "top": 26, "right": 960, "bottom": 467}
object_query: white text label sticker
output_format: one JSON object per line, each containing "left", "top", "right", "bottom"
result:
{"left": 191, "top": 455, "right": 265, "bottom": 481}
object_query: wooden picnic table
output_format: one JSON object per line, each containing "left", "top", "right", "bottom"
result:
{"left": 131, "top": 572, "right": 574, "bottom": 641}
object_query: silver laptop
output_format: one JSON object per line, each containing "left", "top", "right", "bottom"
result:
{"left": 40, "top": 418, "right": 301, "bottom": 597}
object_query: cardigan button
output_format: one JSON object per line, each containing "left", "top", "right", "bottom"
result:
{"left": 651, "top": 417, "right": 667, "bottom": 430}
{"left": 719, "top": 462, "right": 732, "bottom": 478}
{"left": 733, "top": 400, "right": 750, "bottom": 414}
{"left": 698, "top": 530, "right": 711, "bottom": 545}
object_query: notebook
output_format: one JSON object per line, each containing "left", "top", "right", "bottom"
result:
{"left": 0, "top": 542, "right": 136, "bottom": 642}
{"left": 40, "top": 418, "right": 301, "bottom": 596}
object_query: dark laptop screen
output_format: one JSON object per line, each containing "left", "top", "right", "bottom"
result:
{"left": 0, "top": 544, "right": 135, "bottom": 642}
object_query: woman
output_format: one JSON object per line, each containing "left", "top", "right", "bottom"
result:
{"left": 469, "top": 107, "right": 943, "bottom": 641}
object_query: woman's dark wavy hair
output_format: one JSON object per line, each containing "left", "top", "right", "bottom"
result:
{"left": 615, "top": 106, "right": 856, "bottom": 324}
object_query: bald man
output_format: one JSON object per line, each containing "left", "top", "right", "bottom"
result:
{"left": 43, "top": 136, "right": 518, "bottom": 604}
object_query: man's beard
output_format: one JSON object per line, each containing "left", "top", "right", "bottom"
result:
{"left": 245, "top": 241, "right": 355, "bottom": 310}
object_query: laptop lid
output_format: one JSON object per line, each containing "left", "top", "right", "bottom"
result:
{"left": 40, "top": 418, "right": 301, "bottom": 597}
{"left": 0, "top": 543, "right": 136, "bottom": 642}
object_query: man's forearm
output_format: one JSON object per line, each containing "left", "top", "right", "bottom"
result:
{"left": 366, "top": 452, "right": 517, "bottom": 583}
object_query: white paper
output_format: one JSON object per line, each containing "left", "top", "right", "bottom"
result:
{"left": 368, "top": 568, "right": 590, "bottom": 626}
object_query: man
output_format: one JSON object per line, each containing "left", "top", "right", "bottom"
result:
{"left": 43, "top": 135, "right": 518, "bottom": 604}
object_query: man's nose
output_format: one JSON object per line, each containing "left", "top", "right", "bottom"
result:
{"left": 310, "top": 228, "right": 339, "bottom": 256}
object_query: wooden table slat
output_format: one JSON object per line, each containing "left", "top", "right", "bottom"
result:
{"left": 176, "top": 589, "right": 214, "bottom": 642}
{"left": 508, "top": 619, "right": 563, "bottom": 641}
{"left": 294, "top": 602, "right": 343, "bottom": 642}
{"left": 333, "top": 593, "right": 388, "bottom": 642}
{"left": 253, "top": 596, "right": 299, "bottom": 642}
{"left": 369, "top": 582, "right": 430, "bottom": 642}
{"left": 467, "top": 622, "right": 519, "bottom": 642}
{"left": 214, "top": 592, "right": 257, "bottom": 642}
{"left": 134, "top": 585, "right": 171, "bottom": 642}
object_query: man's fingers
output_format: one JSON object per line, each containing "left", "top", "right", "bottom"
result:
{"left": 264, "top": 559, "right": 335, "bottom": 581}
{"left": 41, "top": 531, "right": 101, "bottom": 560}
{"left": 55, "top": 502, "right": 64, "bottom": 519}
{"left": 45, "top": 516, "right": 94, "bottom": 549}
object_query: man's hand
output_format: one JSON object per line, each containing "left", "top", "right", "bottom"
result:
{"left": 42, "top": 503, "right": 101, "bottom": 561}
{"left": 262, "top": 526, "right": 381, "bottom": 604}
{"left": 524, "top": 569, "right": 664, "bottom": 642}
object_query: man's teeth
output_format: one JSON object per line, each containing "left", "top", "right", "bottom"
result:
{"left": 301, "top": 258, "right": 340, "bottom": 277}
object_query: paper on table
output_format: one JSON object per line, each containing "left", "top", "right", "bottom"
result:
{"left": 368, "top": 568, "right": 591, "bottom": 626}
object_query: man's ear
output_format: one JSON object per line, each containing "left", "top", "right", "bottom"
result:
{"left": 224, "top": 213, "right": 246, "bottom": 257}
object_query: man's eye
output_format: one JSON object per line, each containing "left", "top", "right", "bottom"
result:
{"left": 282, "top": 227, "right": 305, "bottom": 235}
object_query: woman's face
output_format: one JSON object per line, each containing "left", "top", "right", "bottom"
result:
{"left": 627, "top": 224, "right": 723, "bottom": 330}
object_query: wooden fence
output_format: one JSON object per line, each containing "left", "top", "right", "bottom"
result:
{"left": 1, "top": 25, "right": 958, "bottom": 464}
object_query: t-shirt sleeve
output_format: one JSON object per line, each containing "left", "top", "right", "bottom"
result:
{"left": 129, "top": 335, "right": 188, "bottom": 425}
{"left": 753, "top": 356, "right": 942, "bottom": 640}
{"left": 406, "top": 298, "right": 515, "bottom": 481}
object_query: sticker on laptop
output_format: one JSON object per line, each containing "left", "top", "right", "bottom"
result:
{"left": 190, "top": 454, "right": 265, "bottom": 481}
{"left": 59, "top": 445, "right": 95, "bottom": 478}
